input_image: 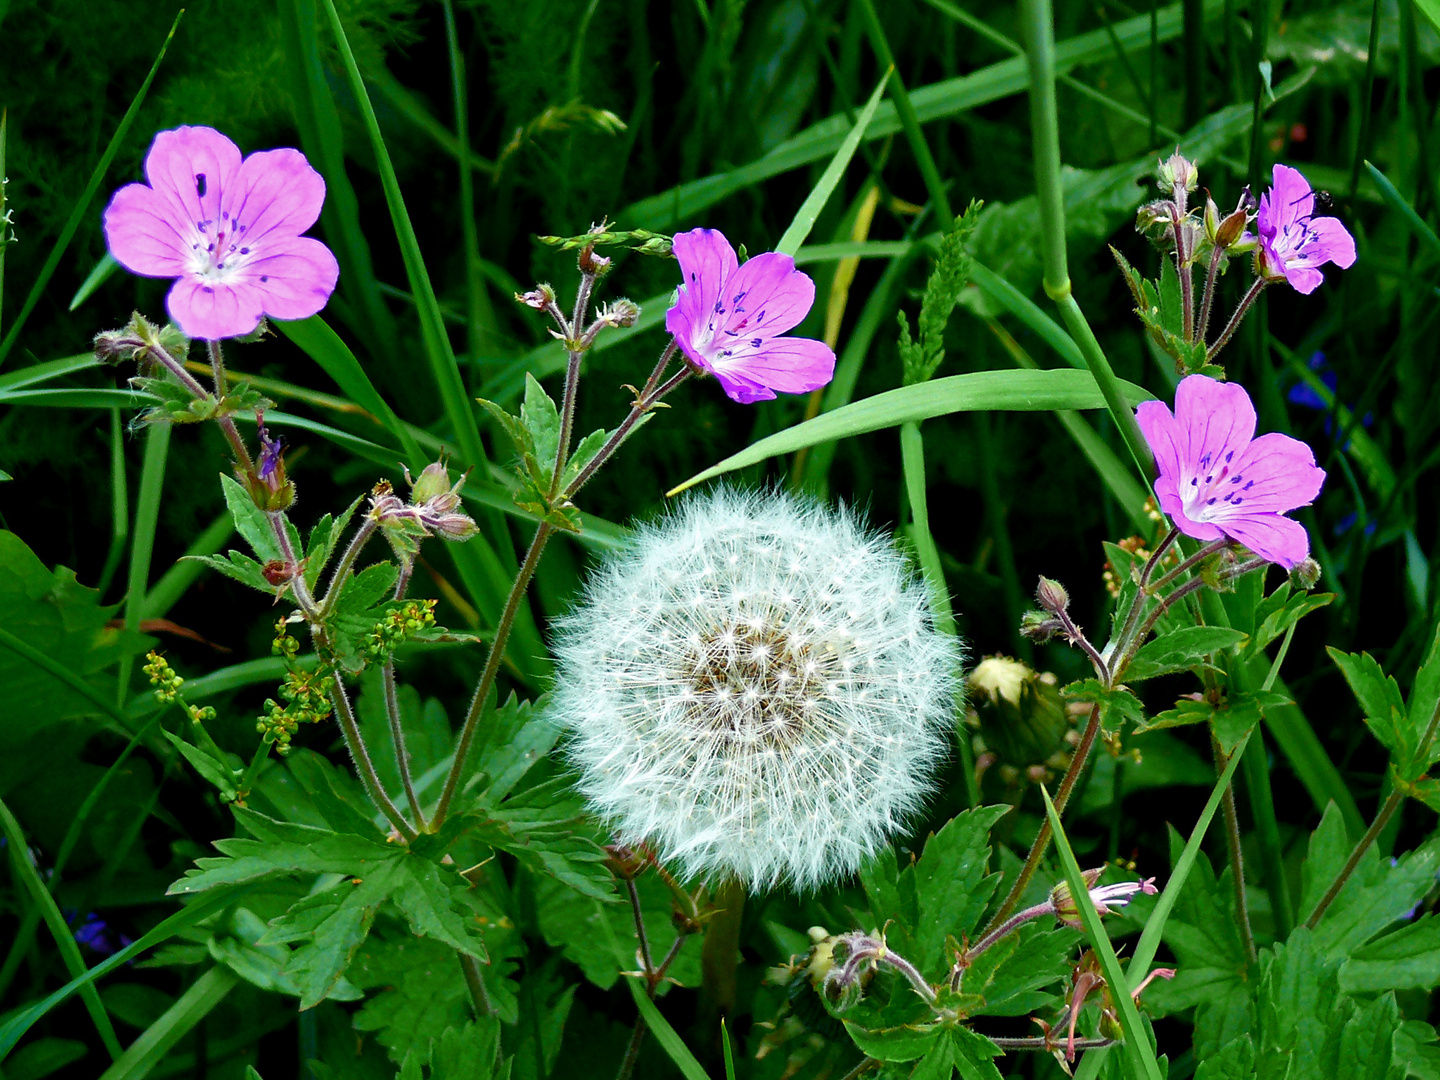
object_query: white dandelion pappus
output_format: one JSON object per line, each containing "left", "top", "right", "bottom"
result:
{"left": 550, "top": 488, "right": 964, "bottom": 892}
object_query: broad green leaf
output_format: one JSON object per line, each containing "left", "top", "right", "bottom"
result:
{"left": 1244, "top": 587, "right": 1333, "bottom": 660}
{"left": 1407, "top": 623, "right": 1440, "bottom": 774}
{"left": 1328, "top": 647, "right": 1410, "bottom": 762}
{"left": 1395, "top": 1021, "right": 1440, "bottom": 1080}
{"left": 2, "top": 1036, "right": 89, "bottom": 1080}
{"left": 911, "top": 805, "right": 1010, "bottom": 972}
{"left": 1127, "top": 626, "right": 1249, "bottom": 681}
{"left": 960, "top": 923, "right": 1071, "bottom": 1018}
{"left": 520, "top": 373, "right": 561, "bottom": 488}
{"left": 207, "top": 906, "right": 362, "bottom": 1003}
{"left": 1253, "top": 930, "right": 1348, "bottom": 1079}
{"left": 1338, "top": 992, "right": 1405, "bottom": 1080}
{"left": 218, "top": 473, "right": 283, "bottom": 564}
{"left": 672, "top": 369, "right": 1154, "bottom": 494}
{"left": 842, "top": 1019, "right": 944, "bottom": 1062}
{"left": 398, "top": 1019, "right": 506, "bottom": 1079}
{"left": 1193, "top": 1036, "right": 1254, "bottom": 1080}
{"left": 161, "top": 730, "right": 237, "bottom": 801}
{"left": 1341, "top": 914, "right": 1440, "bottom": 994}
{"left": 911, "top": 1025, "right": 1004, "bottom": 1080}
{"left": 1063, "top": 680, "right": 1145, "bottom": 734}
{"left": 351, "top": 933, "right": 485, "bottom": 1061}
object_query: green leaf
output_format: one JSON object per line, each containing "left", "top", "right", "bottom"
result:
{"left": 960, "top": 923, "right": 1071, "bottom": 1018}
{"left": 624, "top": 976, "right": 710, "bottom": 1080}
{"left": 775, "top": 70, "right": 890, "bottom": 257}
{"left": 1193, "top": 1036, "right": 1254, "bottom": 1080}
{"left": 328, "top": 561, "right": 401, "bottom": 673}
{"left": 1252, "top": 930, "right": 1349, "bottom": 1080}
{"left": 351, "top": 933, "right": 480, "bottom": 1061}
{"left": 1339, "top": 992, "right": 1406, "bottom": 1080}
{"left": 160, "top": 730, "right": 237, "bottom": 801}
{"left": 520, "top": 373, "right": 561, "bottom": 489}
{"left": 3, "top": 1036, "right": 89, "bottom": 1080}
{"left": 1340, "top": 915, "right": 1440, "bottom": 995}
{"left": 397, "top": 1019, "right": 506, "bottom": 1079}
{"left": 1243, "top": 585, "right": 1334, "bottom": 660}
{"left": 1394, "top": 1021, "right": 1440, "bottom": 1080}
{"left": 1063, "top": 680, "right": 1146, "bottom": 734}
{"left": 218, "top": 473, "right": 282, "bottom": 563}
{"left": 911, "top": 805, "right": 1010, "bottom": 972}
{"left": 1127, "top": 626, "right": 1250, "bottom": 681}
{"left": 1136, "top": 690, "right": 1288, "bottom": 754}
{"left": 910, "top": 1025, "right": 1005, "bottom": 1080}
{"left": 842, "top": 1019, "right": 944, "bottom": 1062}
{"left": 1407, "top": 623, "right": 1440, "bottom": 774}
{"left": 899, "top": 202, "right": 981, "bottom": 387}
{"left": 1328, "top": 647, "right": 1411, "bottom": 764}
{"left": 208, "top": 906, "right": 362, "bottom": 1003}
{"left": 670, "top": 369, "right": 1154, "bottom": 495}
{"left": 534, "top": 876, "right": 697, "bottom": 992}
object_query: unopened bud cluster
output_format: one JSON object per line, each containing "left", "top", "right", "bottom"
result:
{"left": 257, "top": 669, "right": 335, "bottom": 754}
{"left": 365, "top": 599, "right": 438, "bottom": 657}
{"left": 371, "top": 463, "right": 480, "bottom": 561}
{"left": 144, "top": 651, "right": 184, "bottom": 702}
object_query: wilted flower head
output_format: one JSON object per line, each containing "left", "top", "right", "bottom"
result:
{"left": 666, "top": 229, "right": 836, "bottom": 404}
{"left": 103, "top": 126, "right": 339, "bottom": 340}
{"left": 1255, "top": 164, "right": 1355, "bottom": 294}
{"left": 551, "top": 487, "right": 962, "bottom": 891}
{"left": 1136, "top": 375, "right": 1325, "bottom": 569}
{"left": 1050, "top": 869, "right": 1158, "bottom": 931}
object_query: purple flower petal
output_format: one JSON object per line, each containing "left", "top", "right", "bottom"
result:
{"left": 225, "top": 148, "right": 326, "bottom": 246}
{"left": 103, "top": 183, "right": 192, "bottom": 277}
{"left": 237, "top": 235, "right": 341, "bottom": 321}
{"left": 167, "top": 277, "right": 265, "bottom": 340}
{"left": 668, "top": 229, "right": 737, "bottom": 346}
{"left": 712, "top": 251, "right": 815, "bottom": 339}
{"left": 103, "top": 125, "right": 338, "bottom": 340}
{"left": 1134, "top": 374, "right": 1324, "bottom": 568}
{"left": 711, "top": 336, "right": 835, "bottom": 402}
{"left": 1256, "top": 164, "right": 1356, "bottom": 293}
{"left": 1265, "top": 164, "right": 1313, "bottom": 236}
{"left": 1223, "top": 432, "right": 1325, "bottom": 515}
{"left": 1214, "top": 511, "right": 1312, "bottom": 569}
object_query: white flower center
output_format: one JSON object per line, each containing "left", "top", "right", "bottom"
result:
{"left": 1182, "top": 446, "right": 1254, "bottom": 521}
{"left": 186, "top": 203, "right": 259, "bottom": 285}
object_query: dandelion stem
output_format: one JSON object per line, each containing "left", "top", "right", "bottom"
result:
{"left": 980, "top": 703, "right": 1103, "bottom": 936}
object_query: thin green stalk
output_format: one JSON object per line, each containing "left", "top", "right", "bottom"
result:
{"left": 899, "top": 421, "right": 976, "bottom": 807}
{"left": 1214, "top": 734, "right": 1257, "bottom": 962}
{"left": 442, "top": 0, "right": 488, "bottom": 366}
{"left": 1056, "top": 295, "right": 1154, "bottom": 483}
{"left": 0, "top": 796, "right": 124, "bottom": 1060}
{"left": 1242, "top": 725, "right": 1293, "bottom": 937}
{"left": 459, "top": 953, "right": 495, "bottom": 1018}
{"left": 207, "top": 341, "right": 256, "bottom": 479}
{"left": 328, "top": 674, "right": 417, "bottom": 841}
{"left": 980, "top": 702, "right": 1103, "bottom": 936}
{"left": 97, "top": 408, "right": 129, "bottom": 597}
{"left": 0, "top": 12, "right": 182, "bottom": 369}
{"left": 433, "top": 522, "right": 556, "bottom": 829}
{"left": 1348, "top": 0, "right": 1383, "bottom": 198}
{"left": 117, "top": 422, "right": 171, "bottom": 706}
{"left": 1307, "top": 697, "right": 1440, "bottom": 928}
{"left": 1245, "top": 0, "right": 1270, "bottom": 191}
{"left": 855, "top": 0, "right": 952, "bottom": 224}
{"left": 0, "top": 109, "right": 8, "bottom": 338}
{"left": 384, "top": 661, "right": 425, "bottom": 827}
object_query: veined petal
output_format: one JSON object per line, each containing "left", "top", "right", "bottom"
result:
{"left": 670, "top": 228, "right": 737, "bottom": 333}
{"left": 714, "top": 336, "right": 835, "bottom": 396}
{"left": 225, "top": 148, "right": 327, "bottom": 245}
{"left": 1158, "top": 475, "right": 1226, "bottom": 543}
{"left": 144, "top": 127, "right": 242, "bottom": 244}
{"left": 712, "top": 251, "right": 816, "bottom": 339}
{"left": 1222, "top": 432, "right": 1325, "bottom": 514}
{"left": 1291, "top": 216, "right": 1356, "bottom": 271}
{"left": 233, "top": 235, "right": 340, "bottom": 321}
{"left": 1217, "top": 511, "right": 1311, "bottom": 569}
{"left": 1266, "top": 164, "right": 1313, "bottom": 235}
{"left": 1282, "top": 265, "right": 1326, "bottom": 295}
{"left": 1173, "top": 375, "right": 1256, "bottom": 479}
{"left": 103, "top": 182, "right": 192, "bottom": 277}
{"left": 712, "top": 368, "right": 777, "bottom": 404}
{"left": 166, "top": 278, "right": 265, "bottom": 341}
{"left": 666, "top": 305, "right": 710, "bottom": 370}
{"left": 1136, "top": 399, "right": 1184, "bottom": 485}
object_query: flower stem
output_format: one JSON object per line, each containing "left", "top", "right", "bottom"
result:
{"left": 1147, "top": 537, "right": 1231, "bottom": 594}
{"left": 980, "top": 702, "right": 1103, "bottom": 936}
{"left": 990, "top": 1036, "right": 1112, "bottom": 1051}
{"left": 1307, "top": 696, "right": 1440, "bottom": 928}
{"left": 432, "top": 522, "right": 555, "bottom": 829}
{"left": 207, "top": 340, "right": 256, "bottom": 478}
{"left": 550, "top": 271, "right": 597, "bottom": 499}
{"left": 327, "top": 670, "right": 417, "bottom": 841}
{"left": 561, "top": 365, "right": 692, "bottom": 501}
{"left": 270, "top": 512, "right": 320, "bottom": 619}
{"left": 1213, "top": 733, "right": 1256, "bottom": 963}
{"left": 1171, "top": 207, "right": 1194, "bottom": 342}
{"left": 1196, "top": 248, "right": 1225, "bottom": 346}
{"left": 459, "top": 952, "right": 494, "bottom": 1017}
{"left": 965, "top": 901, "right": 1055, "bottom": 961}
{"left": 1207, "top": 277, "right": 1268, "bottom": 361}
{"left": 318, "top": 517, "right": 378, "bottom": 616}
{"left": 1113, "top": 575, "right": 1209, "bottom": 679}
{"left": 625, "top": 877, "right": 655, "bottom": 975}
{"left": 384, "top": 660, "right": 425, "bottom": 827}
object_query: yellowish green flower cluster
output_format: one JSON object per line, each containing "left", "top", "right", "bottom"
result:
{"left": 143, "top": 651, "right": 185, "bottom": 702}
{"left": 365, "top": 599, "right": 437, "bottom": 658}
{"left": 257, "top": 669, "right": 336, "bottom": 755}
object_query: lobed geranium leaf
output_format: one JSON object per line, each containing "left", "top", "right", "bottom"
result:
{"left": 909, "top": 805, "right": 1010, "bottom": 973}
{"left": 1328, "top": 647, "right": 1412, "bottom": 767}
{"left": 219, "top": 473, "right": 284, "bottom": 563}
{"left": 959, "top": 922, "right": 1071, "bottom": 1018}
{"left": 1340, "top": 915, "right": 1440, "bottom": 995}
{"left": 1127, "top": 626, "right": 1249, "bottom": 681}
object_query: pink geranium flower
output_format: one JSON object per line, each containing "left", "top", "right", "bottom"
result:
{"left": 1255, "top": 164, "right": 1356, "bottom": 295}
{"left": 666, "top": 228, "right": 836, "bottom": 403}
{"left": 103, "top": 126, "right": 339, "bottom": 340}
{"left": 1136, "top": 375, "right": 1325, "bottom": 569}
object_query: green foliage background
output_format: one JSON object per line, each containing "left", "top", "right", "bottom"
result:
{"left": 0, "top": 0, "right": 1438, "bottom": 1077}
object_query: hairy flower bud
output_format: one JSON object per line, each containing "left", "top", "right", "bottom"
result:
{"left": 551, "top": 488, "right": 964, "bottom": 892}
{"left": 1157, "top": 150, "right": 1198, "bottom": 194}
{"left": 516, "top": 283, "right": 557, "bottom": 309}
{"left": 1289, "top": 556, "right": 1322, "bottom": 590}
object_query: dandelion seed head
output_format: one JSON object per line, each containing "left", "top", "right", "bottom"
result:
{"left": 551, "top": 487, "right": 964, "bottom": 892}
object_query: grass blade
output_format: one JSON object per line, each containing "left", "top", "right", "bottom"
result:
{"left": 0, "top": 353, "right": 101, "bottom": 391}
{"left": 624, "top": 976, "right": 711, "bottom": 1080}
{"left": 1041, "top": 786, "right": 1165, "bottom": 1080}
{"left": 0, "top": 10, "right": 183, "bottom": 369}
{"left": 97, "top": 966, "right": 239, "bottom": 1080}
{"left": 141, "top": 512, "right": 234, "bottom": 620}
{"left": 1364, "top": 159, "right": 1440, "bottom": 260}
{"left": 318, "top": 0, "right": 484, "bottom": 471}
{"left": 1071, "top": 732, "right": 1252, "bottom": 1080}
{"left": 116, "top": 423, "right": 170, "bottom": 705}
{"left": 69, "top": 253, "right": 119, "bottom": 311}
{"left": 775, "top": 70, "right": 889, "bottom": 257}
{"left": 0, "top": 886, "right": 252, "bottom": 1059}
{"left": 0, "top": 796, "right": 123, "bottom": 1061}
{"left": 97, "top": 408, "right": 129, "bottom": 597}
{"left": 672, "top": 369, "right": 1154, "bottom": 495}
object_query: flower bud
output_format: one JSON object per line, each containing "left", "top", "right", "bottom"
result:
{"left": 1036, "top": 576, "right": 1069, "bottom": 615}
{"left": 598, "top": 298, "right": 641, "bottom": 328}
{"left": 1289, "top": 556, "right": 1322, "bottom": 590}
{"left": 577, "top": 243, "right": 612, "bottom": 277}
{"left": 1135, "top": 199, "right": 1174, "bottom": 243}
{"left": 1020, "top": 609, "right": 1064, "bottom": 643}
{"left": 407, "top": 460, "right": 453, "bottom": 506}
{"left": 968, "top": 657, "right": 1071, "bottom": 772}
{"left": 1157, "top": 150, "right": 1198, "bottom": 193}
{"left": 515, "top": 283, "right": 557, "bottom": 309}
